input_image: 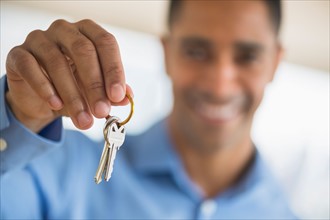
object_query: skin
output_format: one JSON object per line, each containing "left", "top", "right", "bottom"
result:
{"left": 5, "top": 1, "right": 282, "bottom": 199}
{"left": 163, "top": 1, "right": 282, "bottom": 197}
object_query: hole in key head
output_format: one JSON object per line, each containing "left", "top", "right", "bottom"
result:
{"left": 115, "top": 122, "right": 125, "bottom": 134}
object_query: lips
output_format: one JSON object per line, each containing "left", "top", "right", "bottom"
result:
{"left": 188, "top": 92, "right": 246, "bottom": 125}
{"left": 195, "top": 102, "right": 240, "bottom": 124}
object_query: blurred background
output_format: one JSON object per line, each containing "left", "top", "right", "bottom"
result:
{"left": 1, "top": 1, "right": 329, "bottom": 219}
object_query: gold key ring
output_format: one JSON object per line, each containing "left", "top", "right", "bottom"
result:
{"left": 118, "top": 94, "right": 134, "bottom": 126}
{"left": 105, "top": 94, "right": 134, "bottom": 126}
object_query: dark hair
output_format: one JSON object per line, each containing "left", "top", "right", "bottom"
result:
{"left": 168, "top": 0, "right": 282, "bottom": 35}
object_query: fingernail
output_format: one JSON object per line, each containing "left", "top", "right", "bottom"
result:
{"left": 110, "top": 84, "right": 125, "bottom": 102}
{"left": 77, "top": 111, "right": 92, "bottom": 128}
{"left": 49, "top": 95, "right": 63, "bottom": 109}
{"left": 94, "top": 101, "right": 110, "bottom": 117}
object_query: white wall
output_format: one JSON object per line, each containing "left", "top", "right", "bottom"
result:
{"left": 1, "top": 3, "right": 329, "bottom": 219}
{"left": 4, "top": 0, "right": 329, "bottom": 72}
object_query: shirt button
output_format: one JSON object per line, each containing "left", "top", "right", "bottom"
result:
{"left": 0, "top": 138, "right": 7, "bottom": 151}
{"left": 201, "top": 199, "right": 217, "bottom": 218}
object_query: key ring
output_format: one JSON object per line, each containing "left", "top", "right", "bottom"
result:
{"left": 105, "top": 93, "right": 134, "bottom": 126}
{"left": 118, "top": 94, "right": 134, "bottom": 126}
{"left": 103, "top": 94, "right": 133, "bottom": 144}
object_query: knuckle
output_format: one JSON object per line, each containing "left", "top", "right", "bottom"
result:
{"left": 71, "top": 38, "right": 95, "bottom": 57}
{"left": 86, "top": 81, "right": 104, "bottom": 91}
{"left": 48, "top": 19, "right": 83, "bottom": 38}
{"left": 78, "top": 19, "right": 95, "bottom": 26}
{"left": 38, "top": 81, "right": 53, "bottom": 99}
{"left": 7, "top": 46, "right": 23, "bottom": 62}
{"left": 105, "top": 66, "right": 124, "bottom": 84}
{"left": 48, "top": 19, "right": 69, "bottom": 31}
{"left": 94, "top": 32, "right": 117, "bottom": 47}
{"left": 37, "top": 41, "right": 57, "bottom": 57}
{"left": 34, "top": 43, "right": 63, "bottom": 70}
{"left": 25, "top": 30, "right": 44, "bottom": 44}
{"left": 49, "top": 19, "right": 82, "bottom": 37}
{"left": 7, "top": 47, "right": 31, "bottom": 72}
{"left": 24, "top": 30, "right": 61, "bottom": 66}
{"left": 67, "top": 95, "right": 84, "bottom": 111}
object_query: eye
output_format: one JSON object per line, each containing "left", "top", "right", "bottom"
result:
{"left": 235, "top": 51, "right": 258, "bottom": 64}
{"left": 184, "top": 46, "right": 209, "bottom": 61}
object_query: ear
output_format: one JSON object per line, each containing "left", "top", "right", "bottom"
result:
{"left": 161, "top": 35, "right": 171, "bottom": 77}
{"left": 269, "top": 42, "right": 284, "bottom": 82}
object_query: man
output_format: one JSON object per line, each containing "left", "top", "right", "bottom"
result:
{"left": 0, "top": 0, "right": 297, "bottom": 219}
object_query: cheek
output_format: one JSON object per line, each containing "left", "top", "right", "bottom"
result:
{"left": 242, "top": 72, "right": 271, "bottom": 112}
{"left": 168, "top": 61, "right": 198, "bottom": 92}
{"left": 250, "top": 83, "right": 265, "bottom": 110}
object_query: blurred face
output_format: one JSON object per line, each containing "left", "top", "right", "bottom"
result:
{"left": 163, "top": 1, "right": 282, "bottom": 152}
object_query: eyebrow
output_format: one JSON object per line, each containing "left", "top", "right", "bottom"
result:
{"left": 178, "top": 37, "right": 265, "bottom": 53}
{"left": 180, "top": 37, "right": 213, "bottom": 49}
{"left": 234, "top": 42, "right": 264, "bottom": 52}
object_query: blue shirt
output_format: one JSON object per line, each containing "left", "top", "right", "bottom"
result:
{"left": 0, "top": 76, "right": 297, "bottom": 219}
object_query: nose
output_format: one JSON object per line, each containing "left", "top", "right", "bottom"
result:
{"left": 205, "top": 55, "right": 238, "bottom": 99}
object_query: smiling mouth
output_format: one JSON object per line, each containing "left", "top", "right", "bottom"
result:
{"left": 183, "top": 89, "right": 247, "bottom": 125}
{"left": 194, "top": 102, "right": 241, "bottom": 124}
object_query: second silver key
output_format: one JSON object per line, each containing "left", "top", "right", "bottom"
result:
{"left": 104, "top": 118, "right": 126, "bottom": 181}
{"left": 94, "top": 116, "right": 118, "bottom": 184}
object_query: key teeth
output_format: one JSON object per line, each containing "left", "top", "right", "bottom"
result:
{"left": 95, "top": 116, "right": 126, "bottom": 185}
{"left": 94, "top": 177, "right": 102, "bottom": 184}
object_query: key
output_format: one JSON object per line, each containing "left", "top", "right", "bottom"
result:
{"left": 94, "top": 94, "right": 134, "bottom": 184}
{"left": 94, "top": 116, "right": 119, "bottom": 184}
{"left": 104, "top": 119, "right": 126, "bottom": 181}
{"left": 94, "top": 141, "right": 109, "bottom": 184}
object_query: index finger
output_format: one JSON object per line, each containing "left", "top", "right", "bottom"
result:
{"left": 77, "top": 20, "right": 126, "bottom": 104}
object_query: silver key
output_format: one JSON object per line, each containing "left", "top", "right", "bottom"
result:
{"left": 94, "top": 116, "right": 118, "bottom": 184}
{"left": 94, "top": 141, "right": 109, "bottom": 184}
{"left": 104, "top": 120, "right": 125, "bottom": 181}
{"left": 94, "top": 116, "right": 125, "bottom": 184}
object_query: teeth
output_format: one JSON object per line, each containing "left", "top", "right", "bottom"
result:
{"left": 196, "top": 103, "right": 238, "bottom": 122}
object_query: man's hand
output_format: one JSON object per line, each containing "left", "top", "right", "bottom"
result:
{"left": 5, "top": 19, "right": 133, "bottom": 132}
